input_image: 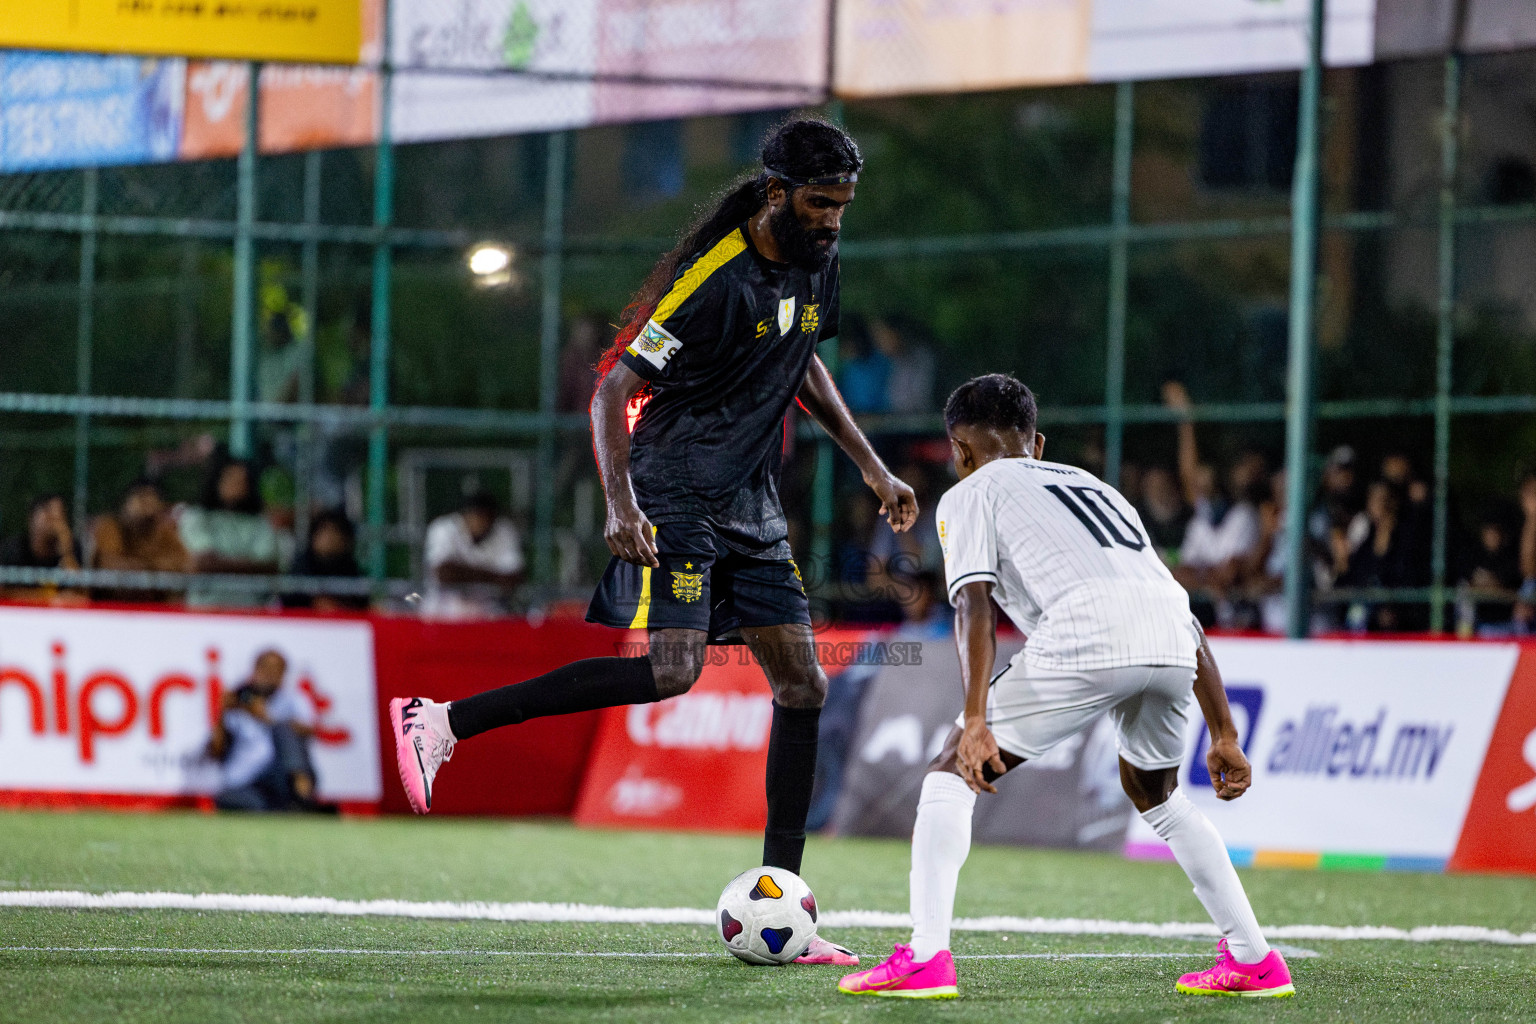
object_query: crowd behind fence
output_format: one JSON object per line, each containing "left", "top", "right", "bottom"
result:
{"left": 2, "top": 44, "right": 1536, "bottom": 636}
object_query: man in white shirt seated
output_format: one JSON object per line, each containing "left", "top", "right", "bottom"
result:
{"left": 422, "top": 491, "right": 526, "bottom": 619}
{"left": 208, "top": 650, "right": 319, "bottom": 811}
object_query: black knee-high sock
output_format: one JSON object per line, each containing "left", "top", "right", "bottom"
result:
{"left": 763, "top": 703, "right": 822, "bottom": 873}
{"left": 446, "top": 657, "right": 659, "bottom": 740}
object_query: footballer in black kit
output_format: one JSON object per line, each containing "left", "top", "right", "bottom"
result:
{"left": 586, "top": 213, "right": 839, "bottom": 638}
{"left": 389, "top": 119, "right": 918, "bottom": 967}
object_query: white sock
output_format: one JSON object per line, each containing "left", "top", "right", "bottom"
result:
{"left": 909, "top": 771, "right": 976, "bottom": 961}
{"left": 1140, "top": 788, "right": 1270, "bottom": 964}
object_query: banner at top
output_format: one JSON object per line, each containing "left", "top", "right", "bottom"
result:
{"left": 0, "top": 0, "right": 366, "bottom": 65}
{"left": 834, "top": 0, "right": 1380, "bottom": 97}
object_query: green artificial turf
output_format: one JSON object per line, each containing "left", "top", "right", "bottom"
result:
{"left": 2, "top": 811, "right": 1534, "bottom": 1022}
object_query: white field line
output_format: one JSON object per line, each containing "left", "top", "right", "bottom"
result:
{"left": 0, "top": 890, "right": 1531, "bottom": 946}
{"left": 0, "top": 946, "right": 1219, "bottom": 961}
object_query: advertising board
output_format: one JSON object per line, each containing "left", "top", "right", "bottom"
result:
{"left": 0, "top": 52, "right": 184, "bottom": 173}
{"left": 0, "top": 0, "right": 365, "bottom": 65}
{"left": 0, "top": 606, "right": 380, "bottom": 804}
{"left": 1125, "top": 638, "right": 1518, "bottom": 869}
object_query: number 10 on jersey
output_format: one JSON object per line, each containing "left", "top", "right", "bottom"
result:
{"left": 1044, "top": 484, "right": 1146, "bottom": 551}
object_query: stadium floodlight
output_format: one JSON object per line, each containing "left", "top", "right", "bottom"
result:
{"left": 467, "top": 243, "right": 515, "bottom": 287}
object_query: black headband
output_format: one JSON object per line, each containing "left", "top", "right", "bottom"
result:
{"left": 763, "top": 166, "right": 858, "bottom": 187}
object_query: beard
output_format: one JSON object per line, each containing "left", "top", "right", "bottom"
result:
{"left": 769, "top": 201, "right": 838, "bottom": 271}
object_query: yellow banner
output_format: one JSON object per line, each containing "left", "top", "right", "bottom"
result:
{"left": 0, "top": 1, "right": 363, "bottom": 65}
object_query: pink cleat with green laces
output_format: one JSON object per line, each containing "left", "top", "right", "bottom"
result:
{"left": 1176, "top": 939, "right": 1295, "bottom": 998}
{"left": 837, "top": 943, "right": 957, "bottom": 999}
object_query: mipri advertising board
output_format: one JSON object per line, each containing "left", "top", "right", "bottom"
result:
{"left": 0, "top": 606, "right": 380, "bottom": 805}
{"left": 1126, "top": 638, "right": 1518, "bottom": 870}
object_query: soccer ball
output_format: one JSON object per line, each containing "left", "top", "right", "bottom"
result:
{"left": 715, "top": 866, "right": 819, "bottom": 965}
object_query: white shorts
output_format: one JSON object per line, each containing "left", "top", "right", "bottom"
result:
{"left": 956, "top": 659, "right": 1196, "bottom": 771}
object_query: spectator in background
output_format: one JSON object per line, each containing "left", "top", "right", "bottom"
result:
{"left": 835, "top": 315, "right": 890, "bottom": 414}
{"left": 1162, "top": 381, "right": 1266, "bottom": 624}
{"left": 283, "top": 510, "right": 366, "bottom": 612}
{"left": 870, "top": 314, "right": 936, "bottom": 414}
{"left": 1340, "top": 480, "right": 1424, "bottom": 631}
{"left": 1480, "top": 473, "right": 1536, "bottom": 637}
{"left": 207, "top": 649, "right": 323, "bottom": 812}
{"left": 180, "top": 455, "right": 280, "bottom": 609}
{"left": 1248, "top": 470, "right": 1291, "bottom": 634}
{"left": 1136, "top": 464, "right": 1191, "bottom": 558}
{"left": 1458, "top": 507, "right": 1522, "bottom": 628}
{"left": 0, "top": 494, "right": 82, "bottom": 603}
{"left": 422, "top": 491, "right": 525, "bottom": 619}
{"left": 1377, "top": 451, "right": 1432, "bottom": 575}
{"left": 1505, "top": 474, "right": 1536, "bottom": 635}
{"left": 90, "top": 479, "right": 191, "bottom": 604}
{"left": 1308, "top": 445, "right": 1363, "bottom": 594}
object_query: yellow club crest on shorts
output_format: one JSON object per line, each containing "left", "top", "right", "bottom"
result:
{"left": 671, "top": 571, "right": 704, "bottom": 603}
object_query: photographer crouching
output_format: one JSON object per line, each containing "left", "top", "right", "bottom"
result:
{"left": 208, "top": 649, "right": 330, "bottom": 812}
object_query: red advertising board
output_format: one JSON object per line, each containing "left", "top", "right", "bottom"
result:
{"left": 1450, "top": 645, "right": 1536, "bottom": 873}
{"left": 573, "top": 629, "right": 872, "bottom": 833}
{"left": 574, "top": 641, "right": 773, "bottom": 832}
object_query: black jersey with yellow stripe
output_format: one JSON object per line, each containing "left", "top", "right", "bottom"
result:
{"left": 619, "top": 223, "right": 839, "bottom": 556}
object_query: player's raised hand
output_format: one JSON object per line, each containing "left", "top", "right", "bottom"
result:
{"left": 605, "top": 501, "right": 660, "bottom": 568}
{"left": 956, "top": 718, "right": 1006, "bottom": 795}
{"left": 1206, "top": 737, "right": 1251, "bottom": 801}
{"left": 869, "top": 472, "right": 919, "bottom": 533}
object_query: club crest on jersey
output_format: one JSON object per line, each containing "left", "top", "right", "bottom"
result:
{"left": 671, "top": 572, "right": 704, "bottom": 603}
{"left": 629, "top": 319, "right": 683, "bottom": 370}
{"left": 800, "top": 303, "right": 819, "bottom": 335}
{"left": 777, "top": 297, "right": 796, "bottom": 336}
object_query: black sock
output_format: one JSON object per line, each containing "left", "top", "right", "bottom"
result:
{"left": 762, "top": 703, "right": 821, "bottom": 873}
{"left": 446, "top": 657, "right": 659, "bottom": 740}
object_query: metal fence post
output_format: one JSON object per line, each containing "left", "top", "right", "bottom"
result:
{"left": 367, "top": 9, "right": 395, "bottom": 583}
{"left": 294, "top": 149, "right": 322, "bottom": 547}
{"left": 1104, "top": 81, "right": 1134, "bottom": 489}
{"left": 534, "top": 131, "right": 569, "bottom": 585}
{"left": 229, "top": 62, "right": 260, "bottom": 459}
{"left": 72, "top": 166, "right": 98, "bottom": 533}
{"left": 1282, "top": 0, "right": 1326, "bottom": 639}
{"left": 1430, "top": 52, "right": 1462, "bottom": 634}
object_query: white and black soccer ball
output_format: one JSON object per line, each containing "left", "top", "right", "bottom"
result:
{"left": 715, "top": 866, "right": 819, "bottom": 965}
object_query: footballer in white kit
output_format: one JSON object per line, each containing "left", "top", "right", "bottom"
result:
{"left": 838, "top": 374, "right": 1296, "bottom": 1000}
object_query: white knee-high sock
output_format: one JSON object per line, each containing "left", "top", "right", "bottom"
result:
{"left": 909, "top": 771, "right": 976, "bottom": 961}
{"left": 1140, "top": 788, "right": 1270, "bottom": 964}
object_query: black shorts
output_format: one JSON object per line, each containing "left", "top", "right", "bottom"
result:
{"left": 586, "top": 518, "right": 810, "bottom": 643}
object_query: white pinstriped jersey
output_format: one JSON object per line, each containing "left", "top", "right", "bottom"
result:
{"left": 936, "top": 457, "right": 1198, "bottom": 671}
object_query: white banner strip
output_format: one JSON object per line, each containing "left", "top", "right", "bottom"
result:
{"left": 1, "top": 890, "right": 1531, "bottom": 945}
{"left": 0, "top": 945, "right": 1231, "bottom": 960}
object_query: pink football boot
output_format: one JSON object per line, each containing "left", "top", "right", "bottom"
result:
{"left": 1176, "top": 939, "right": 1295, "bottom": 998}
{"left": 838, "top": 943, "right": 957, "bottom": 999}
{"left": 794, "top": 935, "right": 859, "bottom": 966}
{"left": 389, "top": 697, "right": 455, "bottom": 814}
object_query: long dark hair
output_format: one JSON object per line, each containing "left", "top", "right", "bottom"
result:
{"left": 200, "top": 454, "right": 263, "bottom": 515}
{"left": 596, "top": 117, "right": 863, "bottom": 380}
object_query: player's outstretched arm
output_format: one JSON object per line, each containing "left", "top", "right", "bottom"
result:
{"left": 797, "top": 354, "right": 918, "bottom": 532}
{"left": 1190, "top": 622, "right": 1251, "bottom": 801}
{"left": 953, "top": 580, "right": 1004, "bottom": 794}
{"left": 591, "top": 364, "right": 659, "bottom": 568}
